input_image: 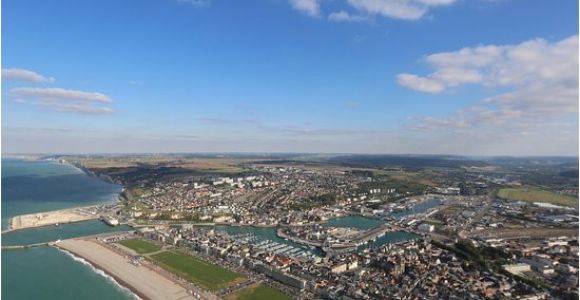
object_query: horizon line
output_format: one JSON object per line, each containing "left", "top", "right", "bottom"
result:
{"left": 2, "top": 152, "right": 579, "bottom": 159}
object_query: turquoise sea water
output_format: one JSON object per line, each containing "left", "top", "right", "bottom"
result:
{"left": 2, "top": 158, "right": 122, "bottom": 229}
{"left": 1, "top": 158, "right": 135, "bottom": 300}
{"left": 1, "top": 158, "right": 423, "bottom": 299}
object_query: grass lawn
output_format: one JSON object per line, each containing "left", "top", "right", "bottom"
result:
{"left": 118, "top": 239, "right": 161, "bottom": 254}
{"left": 150, "top": 251, "right": 244, "bottom": 291}
{"left": 498, "top": 188, "right": 578, "bottom": 207}
{"left": 423, "top": 219, "right": 444, "bottom": 225}
{"left": 224, "top": 283, "right": 292, "bottom": 300}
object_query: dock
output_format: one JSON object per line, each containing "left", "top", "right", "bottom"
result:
{"left": 4, "top": 203, "right": 120, "bottom": 233}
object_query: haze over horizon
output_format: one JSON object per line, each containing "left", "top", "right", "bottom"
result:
{"left": 2, "top": 0, "right": 578, "bottom": 156}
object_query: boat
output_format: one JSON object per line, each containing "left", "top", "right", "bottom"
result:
{"left": 103, "top": 217, "right": 119, "bottom": 226}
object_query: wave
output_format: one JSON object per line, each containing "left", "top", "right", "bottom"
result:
{"left": 52, "top": 160, "right": 86, "bottom": 175}
{"left": 58, "top": 248, "right": 142, "bottom": 300}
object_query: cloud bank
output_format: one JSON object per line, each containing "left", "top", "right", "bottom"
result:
{"left": 2, "top": 68, "right": 55, "bottom": 83}
{"left": 398, "top": 35, "right": 578, "bottom": 155}
{"left": 10, "top": 87, "right": 114, "bottom": 114}
{"left": 397, "top": 35, "right": 578, "bottom": 95}
{"left": 345, "top": 0, "right": 455, "bottom": 21}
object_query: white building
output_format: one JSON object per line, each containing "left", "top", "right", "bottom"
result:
{"left": 503, "top": 263, "right": 531, "bottom": 275}
{"left": 417, "top": 223, "right": 435, "bottom": 233}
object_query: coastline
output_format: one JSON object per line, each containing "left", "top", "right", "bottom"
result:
{"left": 2, "top": 157, "right": 145, "bottom": 300}
{"left": 61, "top": 159, "right": 119, "bottom": 185}
{"left": 53, "top": 238, "right": 195, "bottom": 300}
{"left": 3, "top": 157, "right": 125, "bottom": 232}
{"left": 58, "top": 248, "right": 142, "bottom": 300}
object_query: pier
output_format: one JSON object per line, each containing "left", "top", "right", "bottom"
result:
{"left": 1, "top": 242, "right": 52, "bottom": 251}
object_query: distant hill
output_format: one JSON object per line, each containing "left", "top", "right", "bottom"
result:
{"left": 313, "top": 154, "right": 489, "bottom": 169}
{"left": 483, "top": 156, "right": 579, "bottom": 166}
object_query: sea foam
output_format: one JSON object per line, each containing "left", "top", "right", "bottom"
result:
{"left": 59, "top": 248, "right": 142, "bottom": 300}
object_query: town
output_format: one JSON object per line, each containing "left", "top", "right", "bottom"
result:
{"left": 40, "top": 154, "right": 576, "bottom": 300}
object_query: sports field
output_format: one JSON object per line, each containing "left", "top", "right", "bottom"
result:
{"left": 224, "top": 283, "right": 292, "bottom": 300}
{"left": 150, "top": 251, "right": 244, "bottom": 291}
{"left": 118, "top": 239, "right": 161, "bottom": 254}
{"left": 498, "top": 188, "right": 578, "bottom": 207}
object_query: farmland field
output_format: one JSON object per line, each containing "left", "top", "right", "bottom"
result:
{"left": 497, "top": 188, "right": 578, "bottom": 207}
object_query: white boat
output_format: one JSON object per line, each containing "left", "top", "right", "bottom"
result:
{"left": 103, "top": 217, "right": 119, "bottom": 226}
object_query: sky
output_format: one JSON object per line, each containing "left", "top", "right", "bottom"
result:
{"left": 1, "top": 0, "right": 578, "bottom": 155}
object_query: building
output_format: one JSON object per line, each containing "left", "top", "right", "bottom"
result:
{"left": 461, "top": 210, "right": 476, "bottom": 218}
{"left": 519, "top": 258, "right": 555, "bottom": 275}
{"left": 503, "top": 263, "right": 531, "bottom": 275}
{"left": 331, "top": 261, "right": 359, "bottom": 274}
{"left": 418, "top": 223, "right": 435, "bottom": 233}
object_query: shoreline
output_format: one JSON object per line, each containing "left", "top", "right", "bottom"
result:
{"left": 61, "top": 159, "right": 120, "bottom": 185}
{"left": 3, "top": 157, "right": 125, "bottom": 233}
{"left": 53, "top": 238, "right": 195, "bottom": 300}
{"left": 58, "top": 248, "right": 143, "bottom": 300}
{"left": 57, "top": 245, "right": 151, "bottom": 300}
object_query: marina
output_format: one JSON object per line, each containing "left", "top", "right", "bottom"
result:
{"left": 228, "top": 232, "right": 317, "bottom": 259}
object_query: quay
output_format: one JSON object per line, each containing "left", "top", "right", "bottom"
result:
{"left": 5, "top": 203, "right": 120, "bottom": 233}
{"left": 277, "top": 223, "right": 407, "bottom": 252}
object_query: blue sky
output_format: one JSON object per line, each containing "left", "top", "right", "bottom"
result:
{"left": 2, "top": 0, "right": 578, "bottom": 155}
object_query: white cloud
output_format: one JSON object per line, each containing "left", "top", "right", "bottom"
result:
{"left": 430, "top": 68, "right": 483, "bottom": 86}
{"left": 289, "top": 0, "right": 321, "bottom": 17}
{"left": 417, "top": 0, "right": 455, "bottom": 5}
{"left": 400, "top": 35, "right": 579, "bottom": 93}
{"left": 290, "top": 0, "right": 456, "bottom": 21}
{"left": 11, "top": 87, "right": 112, "bottom": 103}
{"left": 328, "top": 10, "right": 369, "bottom": 22}
{"left": 2, "top": 68, "right": 55, "bottom": 83}
{"left": 10, "top": 87, "right": 114, "bottom": 114}
{"left": 346, "top": 0, "right": 456, "bottom": 21}
{"left": 48, "top": 104, "right": 113, "bottom": 114}
{"left": 397, "top": 73, "right": 445, "bottom": 93}
{"left": 404, "top": 35, "right": 579, "bottom": 154}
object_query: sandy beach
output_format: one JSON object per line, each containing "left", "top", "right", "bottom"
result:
{"left": 56, "top": 239, "right": 194, "bottom": 300}
{"left": 8, "top": 207, "right": 100, "bottom": 231}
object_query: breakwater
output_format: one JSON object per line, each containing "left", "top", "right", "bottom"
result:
{"left": 2, "top": 242, "right": 51, "bottom": 250}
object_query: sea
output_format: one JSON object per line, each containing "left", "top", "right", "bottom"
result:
{"left": 1, "top": 158, "right": 136, "bottom": 300}
{"left": 1, "top": 158, "right": 427, "bottom": 299}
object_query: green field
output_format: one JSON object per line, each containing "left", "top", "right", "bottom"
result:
{"left": 150, "top": 251, "right": 244, "bottom": 291}
{"left": 224, "top": 283, "right": 292, "bottom": 300}
{"left": 498, "top": 188, "right": 578, "bottom": 207}
{"left": 118, "top": 239, "right": 161, "bottom": 254}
